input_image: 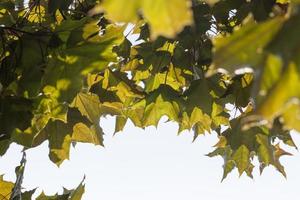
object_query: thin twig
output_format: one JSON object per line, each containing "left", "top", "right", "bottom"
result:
{"left": 0, "top": 27, "right": 52, "bottom": 36}
{"left": 10, "top": 151, "right": 27, "bottom": 200}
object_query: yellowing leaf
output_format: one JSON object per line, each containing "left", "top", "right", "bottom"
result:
{"left": 142, "top": 0, "right": 193, "bottom": 38}
{"left": 282, "top": 100, "right": 300, "bottom": 132}
{"left": 257, "top": 54, "right": 283, "bottom": 100}
{"left": 222, "top": 160, "right": 235, "bottom": 180}
{"left": 190, "top": 107, "right": 212, "bottom": 134}
{"left": 142, "top": 85, "right": 182, "bottom": 127}
{"left": 71, "top": 93, "right": 104, "bottom": 144}
{"left": 72, "top": 123, "right": 103, "bottom": 145}
{"left": 27, "top": 5, "right": 46, "bottom": 23}
{"left": 256, "top": 62, "right": 300, "bottom": 120}
{"left": 276, "top": 0, "right": 289, "bottom": 3}
{"left": 0, "top": 176, "right": 13, "bottom": 200}
{"left": 72, "top": 93, "right": 101, "bottom": 123}
{"left": 211, "top": 102, "right": 230, "bottom": 127}
{"left": 143, "top": 95, "right": 179, "bottom": 127}
{"left": 232, "top": 145, "right": 250, "bottom": 176}
{"left": 31, "top": 106, "right": 103, "bottom": 165}
{"left": 213, "top": 136, "right": 227, "bottom": 148}
{"left": 100, "top": 0, "right": 141, "bottom": 22}
{"left": 256, "top": 134, "right": 288, "bottom": 176}
{"left": 97, "top": 0, "right": 193, "bottom": 38}
{"left": 114, "top": 116, "right": 127, "bottom": 134}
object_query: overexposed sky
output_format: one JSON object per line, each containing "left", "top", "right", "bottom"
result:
{"left": 1, "top": 115, "right": 300, "bottom": 200}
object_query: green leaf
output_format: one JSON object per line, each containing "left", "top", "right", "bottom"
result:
{"left": 142, "top": 85, "right": 183, "bottom": 127}
{"left": 256, "top": 134, "right": 274, "bottom": 167}
{"left": 222, "top": 160, "right": 235, "bottom": 181}
{"left": 0, "top": 96, "right": 33, "bottom": 140}
{"left": 70, "top": 178, "right": 85, "bottom": 200}
{"left": 213, "top": 17, "right": 284, "bottom": 73}
{"left": 256, "top": 134, "right": 288, "bottom": 176}
{"left": 32, "top": 105, "right": 103, "bottom": 165}
{"left": 36, "top": 192, "right": 70, "bottom": 200}
{"left": 17, "top": 35, "right": 48, "bottom": 97}
{"left": 114, "top": 116, "right": 127, "bottom": 134}
{"left": 20, "top": 189, "right": 36, "bottom": 200}
{"left": 71, "top": 93, "right": 101, "bottom": 124}
{"left": 48, "top": 0, "right": 73, "bottom": 14}
{"left": 1, "top": 0, "right": 300, "bottom": 183}
{"left": 203, "top": 0, "right": 220, "bottom": 6}
{"left": 232, "top": 145, "right": 250, "bottom": 176}
{"left": 0, "top": 140, "right": 10, "bottom": 156}
{"left": 34, "top": 120, "right": 73, "bottom": 165}
{"left": 256, "top": 54, "right": 283, "bottom": 104}
{"left": 267, "top": 12, "right": 300, "bottom": 66}
{"left": 270, "top": 119, "right": 297, "bottom": 148}
{"left": 222, "top": 73, "right": 253, "bottom": 107}
{"left": 43, "top": 22, "right": 125, "bottom": 102}
{"left": 184, "top": 79, "right": 213, "bottom": 114}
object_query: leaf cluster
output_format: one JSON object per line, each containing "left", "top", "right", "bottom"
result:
{"left": 0, "top": 0, "right": 300, "bottom": 197}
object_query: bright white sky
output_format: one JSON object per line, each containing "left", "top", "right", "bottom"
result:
{"left": 0, "top": 116, "right": 300, "bottom": 200}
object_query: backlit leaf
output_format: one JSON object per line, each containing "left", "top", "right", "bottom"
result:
{"left": 98, "top": 0, "right": 193, "bottom": 38}
{"left": 213, "top": 17, "right": 284, "bottom": 73}
{"left": 0, "top": 176, "right": 14, "bottom": 200}
{"left": 232, "top": 145, "right": 250, "bottom": 176}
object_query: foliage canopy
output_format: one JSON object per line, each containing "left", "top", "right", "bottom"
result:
{"left": 1, "top": 0, "right": 300, "bottom": 198}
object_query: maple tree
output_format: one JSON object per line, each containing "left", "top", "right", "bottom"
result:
{"left": 1, "top": 0, "right": 300, "bottom": 198}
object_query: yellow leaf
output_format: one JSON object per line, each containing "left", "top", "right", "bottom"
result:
{"left": 0, "top": 176, "right": 13, "bottom": 200}
{"left": 282, "top": 100, "right": 300, "bottom": 132}
{"left": 72, "top": 123, "right": 103, "bottom": 145}
{"left": 96, "top": 0, "right": 193, "bottom": 38}
{"left": 257, "top": 62, "right": 300, "bottom": 120}
{"left": 143, "top": 95, "right": 179, "bottom": 127}
{"left": 232, "top": 145, "right": 250, "bottom": 176}
{"left": 71, "top": 93, "right": 101, "bottom": 123}
{"left": 100, "top": 0, "right": 141, "bottom": 22}
{"left": 142, "top": 0, "right": 193, "bottom": 38}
